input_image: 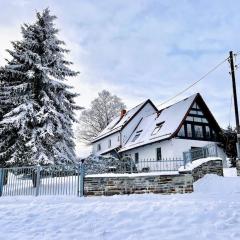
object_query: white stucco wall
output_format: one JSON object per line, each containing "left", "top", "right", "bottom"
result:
{"left": 122, "top": 138, "right": 226, "bottom": 160}
{"left": 92, "top": 132, "right": 121, "bottom": 155}
{"left": 122, "top": 140, "right": 174, "bottom": 160}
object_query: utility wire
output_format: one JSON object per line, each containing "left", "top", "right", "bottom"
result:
{"left": 157, "top": 56, "right": 229, "bottom": 107}
{"left": 127, "top": 52, "right": 238, "bottom": 121}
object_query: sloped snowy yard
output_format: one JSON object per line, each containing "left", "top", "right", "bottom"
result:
{"left": 0, "top": 173, "right": 240, "bottom": 240}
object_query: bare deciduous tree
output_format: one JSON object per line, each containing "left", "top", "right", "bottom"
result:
{"left": 78, "top": 90, "right": 126, "bottom": 143}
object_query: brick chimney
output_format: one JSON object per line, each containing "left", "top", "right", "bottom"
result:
{"left": 120, "top": 109, "right": 126, "bottom": 118}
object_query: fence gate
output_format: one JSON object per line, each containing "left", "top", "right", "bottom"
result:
{"left": 0, "top": 164, "right": 84, "bottom": 197}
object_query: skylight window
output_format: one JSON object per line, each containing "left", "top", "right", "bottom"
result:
{"left": 152, "top": 122, "right": 164, "bottom": 135}
{"left": 132, "top": 130, "right": 142, "bottom": 142}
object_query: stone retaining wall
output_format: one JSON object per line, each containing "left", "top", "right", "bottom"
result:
{"left": 192, "top": 159, "right": 223, "bottom": 181}
{"left": 236, "top": 160, "right": 240, "bottom": 176}
{"left": 84, "top": 173, "right": 193, "bottom": 196}
{"left": 84, "top": 159, "right": 223, "bottom": 197}
{"left": 179, "top": 159, "right": 223, "bottom": 182}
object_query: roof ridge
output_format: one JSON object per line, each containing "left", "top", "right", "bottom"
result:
{"left": 137, "top": 93, "right": 199, "bottom": 120}
{"left": 158, "top": 93, "right": 199, "bottom": 111}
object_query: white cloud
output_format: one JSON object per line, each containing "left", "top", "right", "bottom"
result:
{"left": 1, "top": 0, "right": 240, "bottom": 156}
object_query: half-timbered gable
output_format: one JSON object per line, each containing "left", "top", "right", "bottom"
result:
{"left": 176, "top": 95, "right": 221, "bottom": 142}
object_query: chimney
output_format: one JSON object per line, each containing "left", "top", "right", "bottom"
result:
{"left": 120, "top": 109, "right": 126, "bottom": 118}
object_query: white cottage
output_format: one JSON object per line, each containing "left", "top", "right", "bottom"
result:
{"left": 91, "top": 93, "right": 225, "bottom": 162}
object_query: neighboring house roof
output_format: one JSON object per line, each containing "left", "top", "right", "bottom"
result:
{"left": 119, "top": 93, "right": 220, "bottom": 152}
{"left": 92, "top": 99, "right": 158, "bottom": 143}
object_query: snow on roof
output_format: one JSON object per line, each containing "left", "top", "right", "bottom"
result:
{"left": 119, "top": 93, "right": 198, "bottom": 152}
{"left": 92, "top": 100, "right": 149, "bottom": 142}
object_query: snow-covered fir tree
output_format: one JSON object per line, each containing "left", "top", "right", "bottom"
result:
{"left": 0, "top": 8, "right": 80, "bottom": 166}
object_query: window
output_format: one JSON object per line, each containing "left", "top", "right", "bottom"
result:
{"left": 187, "top": 124, "right": 192, "bottom": 137}
{"left": 205, "top": 126, "right": 211, "bottom": 139}
{"left": 117, "top": 135, "right": 120, "bottom": 142}
{"left": 132, "top": 130, "right": 142, "bottom": 142}
{"left": 190, "top": 110, "right": 203, "bottom": 116}
{"left": 186, "top": 116, "right": 194, "bottom": 121}
{"left": 202, "top": 118, "right": 208, "bottom": 123}
{"left": 97, "top": 144, "right": 101, "bottom": 151}
{"left": 134, "top": 153, "right": 139, "bottom": 164}
{"left": 156, "top": 148, "right": 162, "bottom": 161}
{"left": 193, "top": 117, "right": 200, "bottom": 122}
{"left": 194, "top": 125, "right": 203, "bottom": 138}
{"left": 192, "top": 102, "right": 200, "bottom": 109}
{"left": 178, "top": 125, "right": 185, "bottom": 137}
{"left": 190, "top": 110, "right": 198, "bottom": 115}
{"left": 108, "top": 139, "right": 111, "bottom": 148}
{"left": 152, "top": 122, "right": 164, "bottom": 135}
{"left": 186, "top": 116, "right": 208, "bottom": 123}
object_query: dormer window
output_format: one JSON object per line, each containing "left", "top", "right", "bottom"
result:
{"left": 152, "top": 122, "right": 164, "bottom": 135}
{"left": 132, "top": 130, "right": 142, "bottom": 142}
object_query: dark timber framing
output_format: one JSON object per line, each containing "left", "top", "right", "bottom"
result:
{"left": 174, "top": 94, "right": 221, "bottom": 142}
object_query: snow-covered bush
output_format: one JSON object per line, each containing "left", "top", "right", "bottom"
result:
{"left": 83, "top": 155, "right": 137, "bottom": 174}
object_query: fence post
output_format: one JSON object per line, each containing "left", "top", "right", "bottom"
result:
{"left": 130, "top": 159, "right": 133, "bottom": 174}
{"left": 0, "top": 168, "right": 4, "bottom": 197}
{"left": 35, "top": 165, "right": 41, "bottom": 197}
{"left": 215, "top": 144, "right": 218, "bottom": 157}
{"left": 79, "top": 160, "right": 85, "bottom": 197}
{"left": 183, "top": 153, "right": 187, "bottom": 169}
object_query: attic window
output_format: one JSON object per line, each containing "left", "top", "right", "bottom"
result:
{"left": 152, "top": 122, "right": 164, "bottom": 135}
{"left": 192, "top": 102, "right": 200, "bottom": 109}
{"left": 132, "top": 130, "right": 142, "bottom": 142}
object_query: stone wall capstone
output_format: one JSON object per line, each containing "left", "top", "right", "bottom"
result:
{"left": 84, "top": 173, "right": 193, "bottom": 197}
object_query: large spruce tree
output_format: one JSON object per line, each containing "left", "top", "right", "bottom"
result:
{"left": 0, "top": 8, "right": 80, "bottom": 166}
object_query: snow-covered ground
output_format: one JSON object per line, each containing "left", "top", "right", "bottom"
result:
{"left": 0, "top": 171, "right": 240, "bottom": 240}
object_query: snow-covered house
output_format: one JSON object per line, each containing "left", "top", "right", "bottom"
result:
{"left": 91, "top": 93, "right": 225, "bottom": 161}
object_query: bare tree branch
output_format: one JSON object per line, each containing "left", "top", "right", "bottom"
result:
{"left": 77, "top": 90, "right": 126, "bottom": 143}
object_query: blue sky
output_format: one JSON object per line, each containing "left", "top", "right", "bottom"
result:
{"left": 0, "top": 0, "right": 240, "bottom": 155}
